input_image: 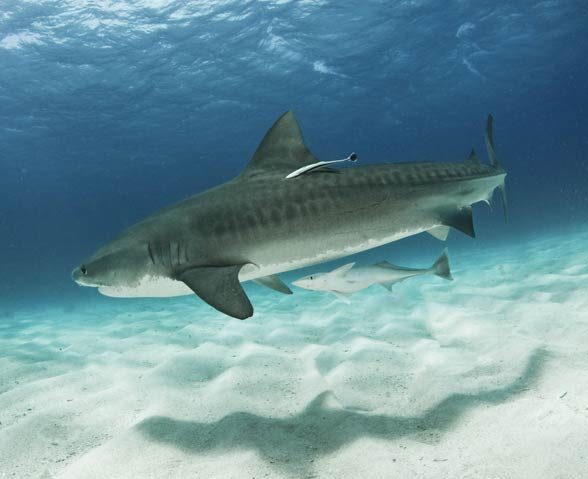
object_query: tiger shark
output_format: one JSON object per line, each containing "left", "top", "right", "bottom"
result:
{"left": 72, "top": 112, "right": 506, "bottom": 319}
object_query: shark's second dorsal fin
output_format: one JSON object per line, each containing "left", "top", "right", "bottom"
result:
{"left": 240, "top": 111, "right": 318, "bottom": 178}
{"left": 465, "top": 148, "right": 481, "bottom": 166}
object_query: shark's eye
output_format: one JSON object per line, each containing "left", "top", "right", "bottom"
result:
{"left": 80, "top": 265, "right": 87, "bottom": 275}
{"left": 310, "top": 276, "right": 313, "bottom": 280}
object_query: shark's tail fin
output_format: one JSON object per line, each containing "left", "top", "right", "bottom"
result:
{"left": 485, "top": 114, "right": 501, "bottom": 169}
{"left": 431, "top": 248, "right": 453, "bottom": 281}
{"left": 485, "top": 114, "right": 508, "bottom": 222}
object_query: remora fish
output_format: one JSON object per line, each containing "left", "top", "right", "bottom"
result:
{"left": 292, "top": 249, "right": 452, "bottom": 301}
{"left": 72, "top": 112, "right": 506, "bottom": 319}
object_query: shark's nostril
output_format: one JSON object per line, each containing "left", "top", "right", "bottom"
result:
{"left": 72, "top": 266, "right": 86, "bottom": 282}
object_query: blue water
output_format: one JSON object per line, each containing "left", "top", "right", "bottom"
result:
{"left": 2, "top": 3, "right": 588, "bottom": 477}
{"left": 0, "top": 1, "right": 586, "bottom": 304}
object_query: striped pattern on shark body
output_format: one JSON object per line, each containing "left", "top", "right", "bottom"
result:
{"left": 73, "top": 111, "right": 506, "bottom": 319}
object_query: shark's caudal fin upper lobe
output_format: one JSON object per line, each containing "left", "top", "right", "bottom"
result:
{"left": 485, "top": 114, "right": 508, "bottom": 222}
{"left": 438, "top": 115, "right": 507, "bottom": 239}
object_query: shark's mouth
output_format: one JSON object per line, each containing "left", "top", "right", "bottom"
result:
{"left": 74, "top": 278, "right": 101, "bottom": 288}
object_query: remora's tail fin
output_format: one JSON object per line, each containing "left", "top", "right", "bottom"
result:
{"left": 485, "top": 114, "right": 508, "bottom": 222}
{"left": 431, "top": 248, "right": 453, "bottom": 281}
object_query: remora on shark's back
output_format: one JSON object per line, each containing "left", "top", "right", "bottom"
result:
{"left": 292, "top": 249, "right": 452, "bottom": 301}
{"left": 72, "top": 112, "right": 506, "bottom": 319}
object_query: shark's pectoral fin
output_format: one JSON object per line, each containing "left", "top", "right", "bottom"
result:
{"left": 427, "top": 225, "right": 450, "bottom": 241}
{"left": 254, "top": 274, "right": 293, "bottom": 295}
{"left": 179, "top": 265, "right": 253, "bottom": 320}
{"left": 439, "top": 207, "right": 475, "bottom": 238}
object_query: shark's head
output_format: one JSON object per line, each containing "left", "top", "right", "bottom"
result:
{"left": 292, "top": 272, "right": 331, "bottom": 291}
{"left": 72, "top": 241, "right": 157, "bottom": 296}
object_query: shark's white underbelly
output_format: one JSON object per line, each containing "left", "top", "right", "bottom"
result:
{"left": 97, "top": 224, "right": 430, "bottom": 298}
{"left": 240, "top": 225, "right": 428, "bottom": 280}
{"left": 98, "top": 277, "right": 192, "bottom": 298}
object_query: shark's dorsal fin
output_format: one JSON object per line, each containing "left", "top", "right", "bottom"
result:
{"left": 240, "top": 111, "right": 318, "bottom": 178}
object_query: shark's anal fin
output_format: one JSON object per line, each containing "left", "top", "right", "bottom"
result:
{"left": 427, "top": 225, "right": 450, "bottom": 241}
{"left": 253, "top": 275, "right": 293, "bottom": 295}
{"left": 179, "top": 265, "right": 253, "bottom": 319}
{"left": 439, "top": 207, "right": 475, "bottom": 238}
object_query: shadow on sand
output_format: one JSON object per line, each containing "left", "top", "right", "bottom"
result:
{"left": 136, "top": 348, "right": 548, "bottom": 476}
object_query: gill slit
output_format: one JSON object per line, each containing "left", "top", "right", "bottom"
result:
{"left": 147, "top": 242, "right": 155, "bottom": 265}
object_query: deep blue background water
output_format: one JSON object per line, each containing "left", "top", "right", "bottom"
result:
{"left": 1, "top": 0, "right": 586, "bottom": 307}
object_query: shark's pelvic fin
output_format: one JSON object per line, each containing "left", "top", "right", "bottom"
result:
{"left": 427, "top": 225, "right": 450, "bottom": 241}
{"left": 439, "top": 207, "right": 476, "bottom": 238}
{"left": 253, "top": 274, "right": 293, "bottom": 295}
{"left": 179, "top": 265, "right": 253, "bottom": 319}
{"left": 241, "top": 111, "right": 317, "bottom": 177}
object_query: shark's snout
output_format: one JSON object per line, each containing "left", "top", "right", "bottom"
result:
{"left": 71, "top": 266, "right": 82, "bottom": 283}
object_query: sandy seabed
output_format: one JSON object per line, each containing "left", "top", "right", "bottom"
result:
{"left": 1, "top": 229, "right": 588, "bottom": 478}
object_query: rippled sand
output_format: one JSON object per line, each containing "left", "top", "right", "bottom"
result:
{"left": 1, "top": 229, "right": 587, "bottom": 478}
